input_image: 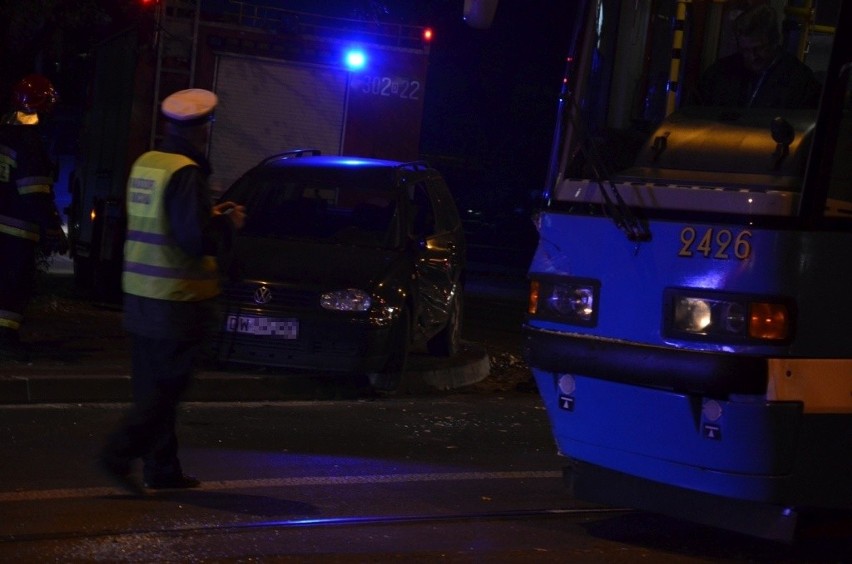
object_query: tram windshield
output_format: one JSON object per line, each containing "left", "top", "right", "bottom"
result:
{"left": 550, "top": 1, "right": 849, "bottom": 220}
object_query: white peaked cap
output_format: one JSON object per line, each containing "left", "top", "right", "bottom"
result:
{"left": 161, "top": 89, "right": 218, "bottom": 123}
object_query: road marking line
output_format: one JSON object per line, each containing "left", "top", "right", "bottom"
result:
{"left": 0, "top": 470, "right": 562, "bottom": 502}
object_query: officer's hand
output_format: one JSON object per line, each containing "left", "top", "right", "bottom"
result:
{"left": 214, "top": 201, "right": 247, "bottom": 231}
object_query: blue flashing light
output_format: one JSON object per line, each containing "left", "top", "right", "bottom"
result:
{"left": 345, "top": 49, "right": 367, "bottom": 71}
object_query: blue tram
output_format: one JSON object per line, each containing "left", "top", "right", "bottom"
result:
{"left": 520, "top": 0, "right": 851, "bottom": 540}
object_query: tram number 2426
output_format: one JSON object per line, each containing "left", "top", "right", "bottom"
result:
{"left": 678, "top": 227, "right": 752, "bottom": 260}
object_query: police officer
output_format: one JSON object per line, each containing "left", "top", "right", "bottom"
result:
{"left": 0, "top": 74, "right": 67, "bottom": 362}
{"left": 101, "top": 89, "right": 245, "bottom": 493}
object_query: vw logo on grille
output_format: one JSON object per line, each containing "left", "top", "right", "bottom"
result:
{"left": 253, "top": 285, "right": 273, "bottom": 305}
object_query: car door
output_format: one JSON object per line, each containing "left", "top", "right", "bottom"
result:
{"left": 407, "top": 176, "right": 464, "bottom": 337}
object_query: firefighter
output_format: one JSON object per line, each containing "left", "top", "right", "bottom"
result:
{"left": 100, "top": 89, "right": 245, "bottom": 493}
{"left": 0, "top": 74, "right": 67, "bottom": 362}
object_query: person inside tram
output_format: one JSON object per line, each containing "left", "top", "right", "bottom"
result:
{"left": 693, "top": 4, "right": 822, "bottom": 109}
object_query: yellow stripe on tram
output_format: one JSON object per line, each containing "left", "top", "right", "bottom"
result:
{"left": 767, "top": 359, "right": 852, "bottom": 414}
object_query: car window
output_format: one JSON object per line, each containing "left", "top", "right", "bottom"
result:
{"left": 428, "top": 176, "right": 461, "bottom": 233}
{"left": 232, "top": 166, "right": 401, "bottom": 248}
{"left": 408, "top": 180, "right": 436, "bottom": 237}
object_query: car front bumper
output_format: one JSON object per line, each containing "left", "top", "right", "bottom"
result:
{"left": 210, "top": 316, "right": 393, "bottom": 374}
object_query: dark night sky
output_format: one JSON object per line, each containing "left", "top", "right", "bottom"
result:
{"left": 418, "top": 2, "right": 577, "bottom": 210}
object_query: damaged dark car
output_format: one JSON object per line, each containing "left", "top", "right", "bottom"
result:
{"left": 209, "top": 150, "right": 466, "bottom": 391}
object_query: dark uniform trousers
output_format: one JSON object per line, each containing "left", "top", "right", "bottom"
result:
{"left": 0, "top": 232, "right": 37, "bottom": 338}
{"left": 105, "top": 334, "right": 201, "bottom": 482}
{"left": 0, "top": 122, "right": 62, "bottom": 349}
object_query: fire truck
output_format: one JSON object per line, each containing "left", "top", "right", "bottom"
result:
{"left": 66, "top": 0, "right": 433, "bottom": 295}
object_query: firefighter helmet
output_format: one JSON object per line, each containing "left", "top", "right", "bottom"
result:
{"left": 10, "top": 74, "right": 59, "bottom": 115}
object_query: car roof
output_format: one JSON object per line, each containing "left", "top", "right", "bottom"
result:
{"left": 256, "top": 151, "right": 431, "bottom": 173}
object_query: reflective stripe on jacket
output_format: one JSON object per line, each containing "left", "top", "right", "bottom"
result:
{"left": 16, "top": 175, "right": 53, "bottom": 196}
{"left": 0, "top": 309, "right": 24, "bottom": 331}
{"left": 0, "top": 213, "right": 39, "bottom": 241}
{"left": 122, "top": 151, "right": 219, "bottom": 301}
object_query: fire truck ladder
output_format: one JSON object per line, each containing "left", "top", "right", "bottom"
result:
{"left": 150, "top": 0, "right": 201, "bottom": 149}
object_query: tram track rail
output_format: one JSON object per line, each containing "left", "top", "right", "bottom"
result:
{"left": 0, "top": 470, "right": 631, "bottom": 548}
{"left": 0, "top": 506, "right": 632, "bottom": 545}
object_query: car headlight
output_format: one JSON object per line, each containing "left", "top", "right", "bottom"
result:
{"left": 528, "top": 276, "right": 600, "bottom": 327}
{"left": 665, "top": 289, "right": 793, "bottom": 342}
{"left": 320, "top": 288, "right": 372, "bottom": 312}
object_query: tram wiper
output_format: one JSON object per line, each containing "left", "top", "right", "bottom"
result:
{"left": 569, "top": 104, "right": 651, "bottom": 243}
{"left": 603, "top": 181, "right": 650, "bottom": 243}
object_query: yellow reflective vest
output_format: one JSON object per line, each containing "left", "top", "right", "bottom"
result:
{"left": 122, "top": 151, "right": 219, "bottom": 301}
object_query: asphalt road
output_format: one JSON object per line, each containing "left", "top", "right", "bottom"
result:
{"left": 3, "top": 398, "right": 850, "bottom": 562}
{"left": 1, "top": 258, "right": 850, "bottom": 560}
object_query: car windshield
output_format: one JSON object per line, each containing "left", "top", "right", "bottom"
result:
{"left": 227, "top": 166, "right": 401, "bottom": 248}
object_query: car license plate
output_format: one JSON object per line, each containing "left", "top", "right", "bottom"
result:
{"left": 225, "top": 315, "right": 298, "bottom": 339}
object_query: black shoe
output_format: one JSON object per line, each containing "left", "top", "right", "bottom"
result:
{"left": 144, "top": 474, "right": 201, "bottom": 490}
{"left": 99, "top": 454, "right": 145, "bottom": 496}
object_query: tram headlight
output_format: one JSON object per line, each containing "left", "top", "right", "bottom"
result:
{"left": 528, "top": 276, "right": 599, "bottom": 327}
{"left": 665, "top": 289, "right": 793, "bottom": 343}
{"left": 674, "top": 297, "right": 713, "bottom": 333}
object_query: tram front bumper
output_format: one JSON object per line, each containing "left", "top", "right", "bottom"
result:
{"left": 522, "top": 325, "right": 768, "bottom": 396}
{"left": 523, "top": 325, "right": 799, "bottom": 502}
{"left": 524, "top": 325, "right": 852, "bottom": 510}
